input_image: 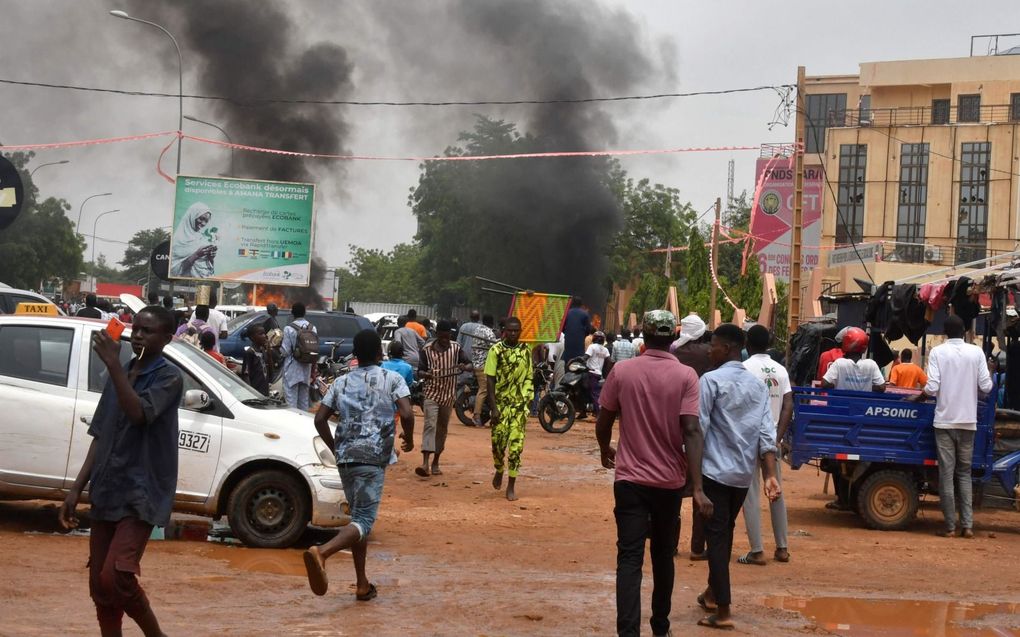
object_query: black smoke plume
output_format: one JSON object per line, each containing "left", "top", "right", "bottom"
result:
{"left": 379, "top": 0, "right": 672, "bottom": 308}
{"left": 126, "top": 1, "right": 353, "bottom": 307}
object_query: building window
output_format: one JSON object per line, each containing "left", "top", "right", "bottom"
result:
{"left": 836, "top": 144, "right": 867, "bottom": 245}
{"left": 932, "top": 99, "right": 950, "bottom": 125}
{"left": 1011, "top": 93, "right": 1020, "bottom": 121}
{"left": 958, "top": 94, "right": 981, "bottom": 123}
{"left": 806, "top": 93, "right": 847, "bottom": 153}
{"left": 956, "top": 142, "right": 990, "bottom": 264}
{"left": 895, "top": 143, "right": 929, "bottom": 263}
{"left": 858, "top": 95, "right": 872, "bottom": 124}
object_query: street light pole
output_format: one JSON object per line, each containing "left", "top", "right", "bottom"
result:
{"left": 110, "top": 10, "right": 183, "bottom": 176}
{"left": 184, "top": 115, "right": 235, "bottom": 177}
{"left": 76, "top": 192, "right": 113, "bottom": 235}
{"left": 90, "top": 209, "right": 121, "bottom": 281}
{"left": 30, "top": 160, "right": 70, "bottom": 178}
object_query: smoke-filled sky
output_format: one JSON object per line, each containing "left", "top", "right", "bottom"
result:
{"left": 2, "top": 0, "right": 1017, "bottom": 280}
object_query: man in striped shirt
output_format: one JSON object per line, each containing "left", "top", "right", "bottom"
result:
{"left": 417, "top": 320, "right": 472, "bottom": 477}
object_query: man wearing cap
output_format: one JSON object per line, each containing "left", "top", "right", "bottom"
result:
{"left": 596, "top": 310, "right": 705, "bottom": 637}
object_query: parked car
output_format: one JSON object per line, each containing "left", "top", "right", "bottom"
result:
{"left": 0, "top": 314, "right": 348, "bottom": 548}
{"left": 215, "top": 304, "right": 266, "bottom": 319}
{"left": 0, "top": 284, "right": 64, "bottom": 315}
{"left": 220, "top": 310, "right": 374, "bottom": 361}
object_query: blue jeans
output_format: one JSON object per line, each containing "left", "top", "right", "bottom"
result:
{"left": 337, "top": 463, "right": 386, "bottom": 540}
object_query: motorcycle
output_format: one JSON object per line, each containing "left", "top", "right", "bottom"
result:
{"left": 454, "top": 370, "right": 491, "bottom": 426}
{"left": 314, "top": 340, "right": 355, "bottom": 398}
{"left": 536, "top": 356, "right": 588, "bottom": 434}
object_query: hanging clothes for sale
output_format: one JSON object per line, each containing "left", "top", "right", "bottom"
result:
{"left": 869, "top": 331, "right": 896, "bottom": 369}
{"left": 1006, "top": 342, "right": 1020, "bottom": 410}
{"left": 887, "top": 283, "right": 929, "bottom": 344}
{"left": 949, "top": 275, "right": 980, "bottom": 326}
{"left": 865, "top": 281, "right": 894, "bottom": 331}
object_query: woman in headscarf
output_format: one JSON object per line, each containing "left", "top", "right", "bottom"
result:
{"left": 171, "top": 203, "right": 217, "bottom": 278}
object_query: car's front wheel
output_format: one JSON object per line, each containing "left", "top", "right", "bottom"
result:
{"left": 227, "top": 469, "right": 310, "bottom": 548}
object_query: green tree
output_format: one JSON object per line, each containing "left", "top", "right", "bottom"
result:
{"left": 119, "top": 228, "right": 171, "bottom": 291}
{"left": 625, "top": 272, "right": 669, "bottom": 317}
{"left": 410, "top": 116, "right": 622, "bottom": 314}
{"left": 0, "top": 152, "right": 85, "bottom": 289}
{"left": 681, "top": 227, "right": 711, "bottom": 318}
{"left": 607, "top": 175, "right": 696, "bottom": 290}
{"left": 337, "top": 243, "right": 424, "bottom": 304}
{"left": 83, "top": 253, "right": 129, "bottom": 283}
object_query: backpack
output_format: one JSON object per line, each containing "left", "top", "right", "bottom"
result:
{"left": 288, "top": 321, "right": 320, "bottom": 364}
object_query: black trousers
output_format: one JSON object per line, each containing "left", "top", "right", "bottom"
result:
{"left": 703, "top": 477, "right": 749, "bottom": 607}
{"left": 674, "top": 496, "right": 707, "bottom": 555}
{"left": 614, "top": 480, "right": 682, "bottom": 637}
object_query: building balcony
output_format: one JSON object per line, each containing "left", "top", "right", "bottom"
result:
{"left": 830, "top": 103, "right": 1020, "bottom": 128}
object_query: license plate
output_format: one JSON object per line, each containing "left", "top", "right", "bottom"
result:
{"left": 179, "top": 430, "right": 210, "bottom": 453}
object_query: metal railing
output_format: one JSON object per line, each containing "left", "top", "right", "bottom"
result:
{"left": 832, "top": 103, "right": 1020, "bottom": 128}
{"left": 877, "top": 240, "right": 1014, "bottom": 267}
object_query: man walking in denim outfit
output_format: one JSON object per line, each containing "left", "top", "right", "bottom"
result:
{"left": 305, "top": 329, "right": 415, "bottom": 599}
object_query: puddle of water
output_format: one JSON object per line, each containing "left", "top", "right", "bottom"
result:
{"left": 202, "top": 545, "right": 307, "bottom": 577}
{"left": 763, "top": 596, "right": 1020, "bottom": 636}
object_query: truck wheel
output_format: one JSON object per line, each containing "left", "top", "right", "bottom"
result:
{"left": 228, "top": 469, "right": 310, "bottom": 548}
{"left": 857, "top": 470, "right": 919, "bottom": 531}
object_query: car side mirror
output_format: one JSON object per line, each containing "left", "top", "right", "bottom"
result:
{"left": 184, "top": 389, "right": 213, "bottom": 411}
{"left": 240, "top": 327, "right": 249, "bottom": 340}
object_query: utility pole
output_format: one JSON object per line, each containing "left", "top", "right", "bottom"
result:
{"left": 727, "top": 159, "right": 735, "bottom": 208}
{"left": 788, "top": 66, "right": 807, "bottom": 335}
{"left": 708, "top": 197, "right": 721, "bottom": 328}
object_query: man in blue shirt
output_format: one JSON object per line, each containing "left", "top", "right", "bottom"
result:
{"left": 306, "top": 329, "right": 415, "bottom": 601}
{"left": 60, "top": 305, "right": 182, "bottom": 637}
{"left": 559, "top": 296, "right": 591, "bottom": 367}
{"left": 281, "top": 302, "right": 317, "bottom": 411}
{"left": 696, "top": 323, "right": 781, "bottom": 630}
{"left": 383, "top": 341, "right": 415, "bottom": 386}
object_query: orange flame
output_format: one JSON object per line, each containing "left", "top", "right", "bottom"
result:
{"left": 252, "top": 285, "right": 289, "bottom": 308}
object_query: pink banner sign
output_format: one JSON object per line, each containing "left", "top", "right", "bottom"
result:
{"left": 749, "top": 157, "right": 823, "bottom": 281}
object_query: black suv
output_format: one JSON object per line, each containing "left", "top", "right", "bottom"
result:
{"left": 220, "top": 310, "right": 373, "bottom": 361}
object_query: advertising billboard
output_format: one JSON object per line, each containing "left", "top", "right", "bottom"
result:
{"left": 749, "top": 158, "right": 823, "bottom": 281}
{"left": 170, "top": 175, "right": 315, "bottom": 286}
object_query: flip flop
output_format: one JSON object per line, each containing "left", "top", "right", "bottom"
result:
{"left": 356, "top": 583, "right": 378, "bottom": 601}
{"left": 774, "top": 549, "right": 790, "bottom": 563}
{"left": 303, "top": 547, "right": 328, "bottom": 596}
{"left": 737, "top": 552, "right": 767, "bottom": 566}
{"left": 697, "top": 593, "right": 718, "bottom": 612}
{"left": 698, "top": 615, "right": 735, "bottom": 630}
{"left": 414, "top": 466, "right": 430, "bottom": 477}
{"left": 689, "top": 551, "right": 708, "bottom": 562}
{"left": 431, "top": 467, "right": 443, "bottom": 476}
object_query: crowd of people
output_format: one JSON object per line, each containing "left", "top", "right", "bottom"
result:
{"left": 55, "top": 288, "right": 999, "bottom": 637}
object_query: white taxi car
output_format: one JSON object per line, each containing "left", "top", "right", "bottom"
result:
{"left": 0, "top": 311, "right": 347, "bottom": 548}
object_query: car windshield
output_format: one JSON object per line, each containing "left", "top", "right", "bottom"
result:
{"left": 167, "top": 341, "right": 267, "bottom": 403}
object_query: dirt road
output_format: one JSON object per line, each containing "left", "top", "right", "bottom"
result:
{"left": 2, "top": 417, "right": 1019, "bottom": 636}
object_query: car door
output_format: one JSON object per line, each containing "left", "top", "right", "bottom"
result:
{"left": 0, "top": 321, "right": 78, "bottom": 488}
{"left": 67, "top": 330, "right": 224, "bottom": 504}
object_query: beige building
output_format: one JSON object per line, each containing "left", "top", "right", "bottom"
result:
{"left": 804, "top": 48, "right": 1020, "bottom": 304}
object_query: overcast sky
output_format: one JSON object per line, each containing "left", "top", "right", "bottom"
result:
{"left": 3, "top": 0, "right": 1018, "bottom": 270}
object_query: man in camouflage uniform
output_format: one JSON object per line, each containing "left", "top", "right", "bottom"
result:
{"left": 486, "top": 316, "right": 533, "bottom": 501}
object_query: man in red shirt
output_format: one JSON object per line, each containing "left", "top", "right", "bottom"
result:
{"left": 815, "top": 327, "right": 848, "bottom": 381}
{"left": 596, "top": 310, "right": 706, "bottom": 637}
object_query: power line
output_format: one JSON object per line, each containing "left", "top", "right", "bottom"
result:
{"left": 0, "top": 77, "right": 793, "bottom": 107}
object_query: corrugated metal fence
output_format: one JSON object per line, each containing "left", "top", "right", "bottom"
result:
{"left": 347, "top": 302, "right": 473, "bottom": 324}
